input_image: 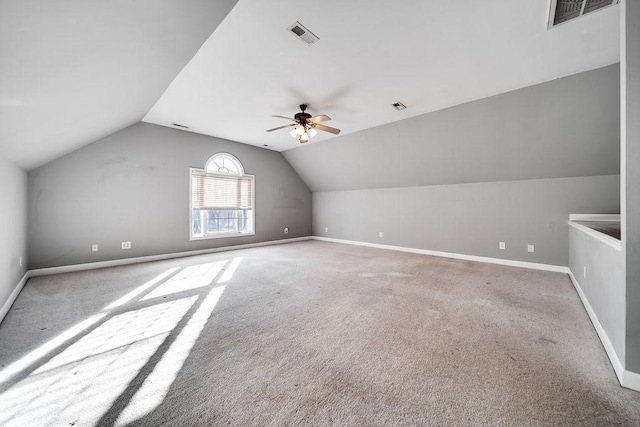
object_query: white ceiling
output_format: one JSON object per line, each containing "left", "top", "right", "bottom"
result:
{"left": 0, "top": 0, "right": 238, "bottom": 170}
{"left": 143, "top": 0, "right": 620, "bottom": 152}
{"left": 1, "top": 0, "right": 620, "bottom": 170}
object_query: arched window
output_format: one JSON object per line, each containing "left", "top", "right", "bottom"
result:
{"left": 190, "top": 153, "right": 255, "bottom": 239}
{"left": 205, "top": 153, "right": 244, "bottom": 175}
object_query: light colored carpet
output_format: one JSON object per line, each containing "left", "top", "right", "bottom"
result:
{"left": 0, "top": 240, "right": 638, "bottom": 426}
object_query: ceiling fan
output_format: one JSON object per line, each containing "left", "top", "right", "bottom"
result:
{"left": 266, "top": 104, "right": 340, "bottom": 143}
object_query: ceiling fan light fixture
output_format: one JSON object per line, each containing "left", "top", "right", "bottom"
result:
{"left": 268, "top": 104, "right": 340, "bottom": 144}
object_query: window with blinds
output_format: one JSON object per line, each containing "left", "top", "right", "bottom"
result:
{"left": 190, "top": 153, "right": 255, "bottom": 239}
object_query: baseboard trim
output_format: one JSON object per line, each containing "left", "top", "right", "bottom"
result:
{"left": 29, "top": 236, "right": 312, "bottom": 277}
{"left": 622, "top": 370, "right": 640, "bottom": 392}
{"left": 311, "top": 236, "right": 569, "bottom": 273}
{"left": 566, "top": 271, "right": 640, "bottom": 391}
{"left": 0, "top": 272, "right": 29, "bottom": 325}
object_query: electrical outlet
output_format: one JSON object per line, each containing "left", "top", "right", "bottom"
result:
{"left": 528, "top": 244, "right": 534, "bottom": 253}
{"left": 499, "top": 242, "right": 506, "bottom": 250}
{"left": 92, "top": 244, "right": 99, "bottom": 252}
{"left": 284, "top": 227, "right": 289, "bottom": 234}
{"left": 19, "top": 256, "right": 22, "bottom": 267}
{"left": 121, "top": 241, "right": 131, "bottom": 250}
{"left": 583, "top": 266, "right": 587, "bottom": 278}
{"left": 325, "top": 227, "right": 329, "bottom": 233}
{"left": 378, "top": 232, "right": 383, "bottom": 238}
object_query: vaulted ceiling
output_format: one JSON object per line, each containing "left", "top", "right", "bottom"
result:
{"left": 1, "top": 0, "right": 620, "bottom": 170}
{"left": 0, "top": 0, "right": 238, "bottom": 170}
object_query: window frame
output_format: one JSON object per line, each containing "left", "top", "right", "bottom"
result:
{"left": 189, "top": 154, "right": 255, "bottom": 241}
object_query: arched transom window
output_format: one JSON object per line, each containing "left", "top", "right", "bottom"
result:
{"left": 190, "top": 153, "right": 255, "bottom": 239}
{"left": 205, "top": 153, "right": 244, "bottom": 175}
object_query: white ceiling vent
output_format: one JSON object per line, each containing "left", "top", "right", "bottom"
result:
{"left": 548, "top": 0, "right": 619, "bottom": 28}
{"left": 286, "top": 21, "right": 319, "bottom": 45}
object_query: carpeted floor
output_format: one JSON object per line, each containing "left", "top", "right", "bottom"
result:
{"left": 0, "top": 240, "right": 638, "bottom": 426}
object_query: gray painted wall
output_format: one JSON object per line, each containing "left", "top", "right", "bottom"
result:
{"left": 569, "top": 226, "right": 625, "bottom": 365}
{"left": 0, "top": 154, "right": 28, "bottom": 317}
{"left": 623, "top": 0, "right": 640, "bottom": 374}
{"left": 28, "top": 123, "right": 311, "bottom": 269}
{"left": 284, "top": 65, "right": 620, "bottom": 192}
{"left": 313, "top": 176, "right": 619, "bottom": 266}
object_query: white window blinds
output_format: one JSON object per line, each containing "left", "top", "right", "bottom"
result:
{"left": 191, "top": 170, "right": 254, "bottom": 210}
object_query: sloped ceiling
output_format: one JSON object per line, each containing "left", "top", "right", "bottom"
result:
{"left": 283, "top": 64, "right": 620, "bottom": 192}
{"left": 143, "top": 0, "right": 619, "bottom": 152}
{"left": 0, "top": 0, "right": 238, "bottom": 170}
{"left": 1, "top": 0, "right": 620, "bottom": 171}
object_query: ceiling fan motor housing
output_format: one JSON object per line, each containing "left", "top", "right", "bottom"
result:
{"left": 294, "top": 112, "right": 311, "bottom": 123}
{"left": 294, "top": 105, "right": 311, "bottom": 123}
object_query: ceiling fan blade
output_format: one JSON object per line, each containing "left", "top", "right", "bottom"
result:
{"left": 272, "top": 115, "right": 295, "bottom": 121}
{"left": 309, "top": 114, "right": 331, "bottom": 123}
{"left": 313, "top": 123, "right": 341, "bottom": 135}
{"left": 266, "top": 123, "right": 295, "bottom": 132}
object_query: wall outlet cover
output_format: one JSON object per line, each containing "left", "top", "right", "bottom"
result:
{"left": 379, "top": 232, "right": 383, "bottom": 238}
{"left": 499, "top": 242, "right": 506, "bottom": 250}
{"left": 121, "top": 242, "right": 131, "bottom": 249}
{"left": 528, "top": 245, "right": 534, "bottom": 253}
{"left": 92, "top": 244, "right": 99, "bottom": 252}
{"left": 284, "top": 227, "right": 289, "bottom": 234}
{"left": 325, "top": 227, "right": 329, "bottom": 233}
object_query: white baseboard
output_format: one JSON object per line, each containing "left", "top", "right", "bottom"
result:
{"left": 0, "top": 272, "right": 29, "bottom": 325}
{"left": 29, "top": 236, "right": 312, "bottom": 277}
{"left": 568, "top": 271, "right": 640, "bottom": 392}
{"left": 567, "top": 271, "right": 625, "bottom": 383}
{"left": 312, "top": 236, "right": 570, "bottom": 273}
{"left": 622, "top": 370, "right": 640, "bottom": 392}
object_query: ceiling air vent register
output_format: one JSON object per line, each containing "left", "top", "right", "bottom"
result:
{"left": 548, "top": 0, "right": 619, "bottom": 28}
{"left": 286, "top": 21, "right": 320, "bottom": 45}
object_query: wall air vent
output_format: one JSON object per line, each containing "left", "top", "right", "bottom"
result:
{"left": 548, "top": 0, "right": 619, "bottom": 28}
{"left": 286, "top": 21, "right": 319, "bottom": 45}
{"left": 172, "top": 123, "right": 189, "bottom": 129}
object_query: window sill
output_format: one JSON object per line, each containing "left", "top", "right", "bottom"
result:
{"left": 190, "top": 232, "right": 255, "bottom": 241}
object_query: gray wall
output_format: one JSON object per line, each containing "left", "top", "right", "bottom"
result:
{"left": 283, "top": 65, "right": 621, "bottom": 267}
{"left": 314, "top": 175, "right": 620, "bottom": 266}
{"left": 0, "top": 154, "right": 28, "bottom": 316}
{"left": 28, "top": 123, "right": 311, "bottom": 269}
{"left": 569, "top": 226, "right": 625, "bottom": 364}
{"left": 284, "top": 64, "right": 620, "bottom": 192}
{"left": 623, "top": 0, "right": 640, "bottom": 374}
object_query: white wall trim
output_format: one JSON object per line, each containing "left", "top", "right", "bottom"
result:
{"left": 568, "top": 221, "right": 622, "bottom": 250}
{"left": 0, "top": 272, "right": 29, "bottom": 325}
{"left": 567, "top": 270, "right": 624, "bottom": 382}
{"left": 29, "top": 236, "right": 312, "bottom": 277}
{"left": 622, "top": 370, "right": 640, "bottom": 392}
{"left": 569, "top": 214, "right": 621, "bottom": 222}
{"left": 311, "top": 236, "right": 570, "bottom": 273}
